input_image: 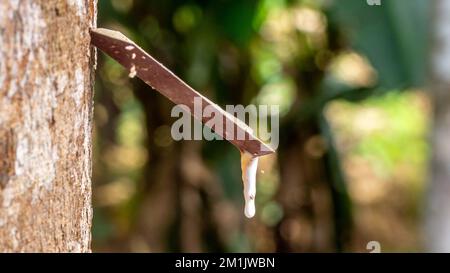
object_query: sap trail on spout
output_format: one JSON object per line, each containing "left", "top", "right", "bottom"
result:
{"left": 240, "top": 151, "right": 259, "bottom": 218}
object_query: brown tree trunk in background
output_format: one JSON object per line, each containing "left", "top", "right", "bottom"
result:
{"left": 0, "top": 0, "right": 96, "bottom": 252}
{"left": 275, "top": 122, "right": 336, "bottom": 252}
{"left": 427, "top": 0, "right": 450, "bottom": 253}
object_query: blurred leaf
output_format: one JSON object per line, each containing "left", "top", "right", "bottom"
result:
{"left": 327, "top": 0, "right": 429, "bottom": 89}
{"left": 213, "top": 0, "right": 259, "bottom": 46}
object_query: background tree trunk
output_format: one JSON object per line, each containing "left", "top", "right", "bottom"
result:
{"left": 0, "top": 0, "right": 96, "bottom": 252}
{"left": 427, "top": 0, "right": 450, "bottom": 252}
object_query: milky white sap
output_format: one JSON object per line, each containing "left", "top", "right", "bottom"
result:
{"left": 240, "top": 151, "right": 259, "bottom": 218}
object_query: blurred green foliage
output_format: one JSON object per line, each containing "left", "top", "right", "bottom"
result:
{"left": 92, "top": 0, "right": 430, "bottom": 252}
{"left": 329, "top": 0, "right": 428, "bottom": 89}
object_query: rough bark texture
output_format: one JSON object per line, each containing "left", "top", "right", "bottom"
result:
{"left": 427, "top": 0, "right": 450, "bottom": 252}
{"left": 0, "top": 0, "right": 96, "bottom": 252}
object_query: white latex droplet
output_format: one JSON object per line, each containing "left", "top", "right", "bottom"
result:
{"left": 240, "top": 151, "right": 259, "bottom": 218}
{"left": 129, "top": 65, "right": 136, "bottom": 78}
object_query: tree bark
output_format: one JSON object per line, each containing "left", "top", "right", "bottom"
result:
{"left": 0, "top": 0, "right": 96, "bottom": 252}
{"left": 427, "top": 0, "right": 450, "bottom": 252}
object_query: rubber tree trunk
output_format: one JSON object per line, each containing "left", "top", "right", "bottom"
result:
{"left": 0, "top": 0, "right": 96, "bottom": 252}
{"left": 427, "top": 0, "right": 450, "bottom": 253}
